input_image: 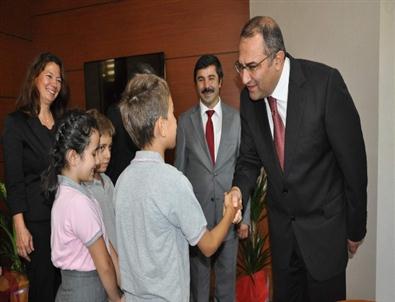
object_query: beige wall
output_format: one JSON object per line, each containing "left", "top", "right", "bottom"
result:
{"left": 376, "top": 1, "right": 395, "bottom": 301}
{"left": 249, "top": 1, "right": 380, "bottom": 299}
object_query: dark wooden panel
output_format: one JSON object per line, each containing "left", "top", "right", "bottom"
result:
{"left": 31, "top": 0, "right": 248, "bottom": 119}
{"left": 32, "top": 0, "right": 248, "bottom": 70}
{"left": 32, "top": 0, "right": 117, "bottom": 16}
{"left": 167, "top": 52, "right": 243, "bottom": 118}
{"left": 0, "top": 0, "right": 32, "bottom": 39}
{"left": 0, "top": 162, "right": 4, "bottom": 182}
{"left": 66, "top": 70, "right": 86, "bottom": 110}
{"left": 0, "top": 34, "right": 33, "bottom": 98}
{"left": 0, "top": 98, "right": 18, "bottom": 180}
{"left": 0, "top": 98, "right": 17, "bottom": 135}
{"left": 63, "top": 53, "right": 243, "bottom": 120}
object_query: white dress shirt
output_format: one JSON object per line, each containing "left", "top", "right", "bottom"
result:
{"left": 200, "top": 99, "right": 222, "bottom": 161}
{"left": 265, "top": 57, "right": 290, "bottom": 137}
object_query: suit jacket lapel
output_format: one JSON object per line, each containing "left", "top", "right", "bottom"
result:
{"left": 26, "top": 116, "right": 53, "bottom": 160}
{"left": 284, "top": 55, "right": 307, "bottom": 174}
{"left": 190, "top": 105, "right": 213, "bottom": 170}
{"left": 215, "top": 104, "right": 230, "bottom": 168}
{"left": 252, "top": 98, "right": 283, "bottom": 179}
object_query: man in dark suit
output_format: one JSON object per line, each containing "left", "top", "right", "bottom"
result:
{"left": 106, "top": 103, "right": 139, "bottom": 184}
{"left": 175, "top": 55, "right": 244, "bottom": 302}
{"left": 106, "top": 63, "right": 155, "bottom": 184}
{"left": 231, "top": 16, "right": 367, "bottom": 302}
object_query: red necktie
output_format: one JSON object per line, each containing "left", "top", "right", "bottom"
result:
{"left": 205, "top": 110, "right": 215, "bottom": 165}
{"left": 267, "top": 96, "right": 285, "bottom": 170}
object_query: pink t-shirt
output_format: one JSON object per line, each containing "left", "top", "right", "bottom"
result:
{"left": 51, "top": 182, "right": 108, "bottom": 271}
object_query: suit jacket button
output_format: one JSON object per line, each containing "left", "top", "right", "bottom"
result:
{"left": 283, "top": 188, "right": 288, "bottom": 194}
{"left": 211, "top": 198, "right": 214, "bottom": 202}
{"left": 291, "top": 216, "right": 295, "bottom": 221}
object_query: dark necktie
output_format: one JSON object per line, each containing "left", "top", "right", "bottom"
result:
{"left": 268, "top": 96, "right": 285, "bottom": 170}
{"left": 205, "top": 110, "right": 215, "bottom": 165}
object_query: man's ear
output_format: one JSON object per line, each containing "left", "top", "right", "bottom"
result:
{"left": 65, "top": 149, "right": 79, "bottom": 167}
{"left": 274, "top": 50, "right": 286, "bottom": 68}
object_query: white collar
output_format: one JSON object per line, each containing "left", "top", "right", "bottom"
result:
{"left": 199, "top": 98, "right": 222, "bottom": 118}
{"left": 271, "top": 57, "right": 290, "bottom": 102}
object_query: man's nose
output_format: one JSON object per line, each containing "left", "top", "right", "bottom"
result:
{"left": 240, "top": 69, "right": 251, "bottom": 85}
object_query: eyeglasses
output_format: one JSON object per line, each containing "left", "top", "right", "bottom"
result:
{"left": 234, "top": 53, "right": 274, "bottom": 74}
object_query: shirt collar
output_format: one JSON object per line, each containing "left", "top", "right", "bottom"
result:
{"left": 133, "top": 150, "right": 164, "bottom": 163}
{"left": 199, "top": 98, "right": 222, "bottom": 119}
{"left": 271, "top": 57, "right": 290, "bottom": 102}
{"left": 58, "top": 175, "right": 93, "bottom": 199}
{"left": 84, "top": 173, "right": 104, "bottom": 187}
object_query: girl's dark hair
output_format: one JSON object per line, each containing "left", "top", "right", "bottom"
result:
{"left": 16, "top": 52, "right": 69, "bottom": 119}
{"left": 42, "top": 110, "right": 98, "bottom": 204}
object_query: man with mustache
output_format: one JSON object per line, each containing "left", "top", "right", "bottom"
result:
{"left": 175, "top": 55, "right": 245, "bottom": 302}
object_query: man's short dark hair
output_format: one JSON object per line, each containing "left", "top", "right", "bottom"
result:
{"left": 193, "top": 55, "right": 223, "bottom": 83}
{"left": 240, "top": 16, "right": 286, "bottom": 56}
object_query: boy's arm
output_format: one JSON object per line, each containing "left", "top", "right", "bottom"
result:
{"left": 197, "top": 193, "right": 241, "bottom": 257}
{"left": 88, "top": 237, "right": 123, "bottom": 302}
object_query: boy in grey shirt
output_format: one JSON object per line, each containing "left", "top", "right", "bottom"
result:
{"left": 85, "top": 109, "right": 118, "bottom": 251}
{"left": 115, "top": 74, "right": 241, "bottom": 301}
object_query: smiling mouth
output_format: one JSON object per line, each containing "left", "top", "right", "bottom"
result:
{"left": 47, "top": 88, "right": 57, "bottom": 96}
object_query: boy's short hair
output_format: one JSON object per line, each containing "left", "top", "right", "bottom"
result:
{"left": 86, "top": 108, "right": 115, "bottom": 137}
{"left": 119, "top": 74, "right": 170, "bottom": 149}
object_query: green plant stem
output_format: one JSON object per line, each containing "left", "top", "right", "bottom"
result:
{"left": 0, "top": 223, "right": 17, "bottom": 257}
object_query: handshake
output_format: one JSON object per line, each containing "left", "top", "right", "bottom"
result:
{"left": 223, "top": 186, "right": 243, "bottom": 224}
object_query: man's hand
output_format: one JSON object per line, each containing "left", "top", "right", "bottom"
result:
{"left": 347, "top": 239, "right": 362, "bottom": 258}
{"left": 237, "top": 223, "right": 249, "bottom": 239}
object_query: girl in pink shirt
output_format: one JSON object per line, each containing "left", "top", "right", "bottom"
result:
{"left": 42, "top": 110, "right": 123, "bottom": 302}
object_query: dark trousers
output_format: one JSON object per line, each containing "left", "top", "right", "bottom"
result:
{"left": 273, "top": 236, "right": 346, "bottom": 302}
{"left": 25, "top": 221, "right": 60, "bottom": 302}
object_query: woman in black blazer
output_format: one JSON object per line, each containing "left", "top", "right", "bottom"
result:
{"left": 3, "top": 52, "right": 68, "bottom": 302}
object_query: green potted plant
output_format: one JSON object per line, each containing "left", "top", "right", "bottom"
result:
{"left": 0, "top": 182, "right": 29, "bottom": 302}
{"left": 236, "top": 168, "right": 271, "bottom": 302}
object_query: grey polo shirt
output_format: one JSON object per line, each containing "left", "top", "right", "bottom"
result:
{"left": 84, "top": 173, "right": 116, "bottom": 250}
{"left": 115, "top": 151, "right": 207, "bottom": 301}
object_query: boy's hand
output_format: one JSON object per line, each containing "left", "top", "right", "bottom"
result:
{"left": 229, "top": 186, "right": 242, "bottom": 208}
{"left": 229, "top": 187, "right": 243, "bottom": 223}
{"left": 232, "top": 210, "right": 242, "bottom": 224}
{"left": 223, "top": 191, "right": 242, "bottom": 224}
